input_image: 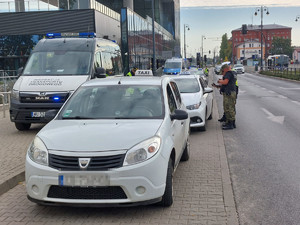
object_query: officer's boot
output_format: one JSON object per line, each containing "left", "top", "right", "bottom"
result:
{"left": 218, "top": 114, "right": 226, "bottom": 122}
{"left": 222, "top": 121, "right": 234, "bottom": 130}
{"left": 233, "top": 120, "right": 236, "bottom": 128}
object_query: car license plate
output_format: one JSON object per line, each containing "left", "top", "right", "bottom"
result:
{"left": 58, "top": 174, "right": 110, "bottom": 187}
{"left": 31, "top": 112, "right": 46, "bottom": 117}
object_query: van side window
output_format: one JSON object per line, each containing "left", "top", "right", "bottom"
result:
{"left": 111, "top": 52, "right": 122, "bottom": 75}
{"left": 101, "top": 52, "right": 114, "bottom": 76}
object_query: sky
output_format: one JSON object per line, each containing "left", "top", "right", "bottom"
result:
{"left": 180, "top": 0, "right": 300, "bottom": 58}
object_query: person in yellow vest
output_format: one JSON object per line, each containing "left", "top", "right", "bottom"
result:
{"left": 126, "top": 67, "right": 138, "bottom": 76}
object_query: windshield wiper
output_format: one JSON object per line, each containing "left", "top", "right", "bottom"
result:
{"left": 62, "top": 116, "right": 94, "bottom": 120}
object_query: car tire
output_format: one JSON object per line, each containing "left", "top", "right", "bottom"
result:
{"left": 208, "top": 103, "right": 213, "bottom": 120}
{"left": 15, "top": 122, "right": 31, "bottom": 131}
{"left": 181, "top": 138, "right": 190, "bottom": 161}
{"left": 160, "top": 159, "right": 174, "bottom": 207}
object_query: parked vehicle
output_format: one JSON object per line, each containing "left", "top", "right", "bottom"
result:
{"left": 10, "top": 32, "right": 122, "bottom": 131}
{"left": 26, "top": 76, "right": 190, "bottom": 207}
{"left": 163, "top": 58, "right": 185, "bottom": 75}
{"left": 233, "top": 64, "right": 245, "bottom": 74}
{"left": 171, "top": 75, "right": 213, "bottom": 131}
{"left": 267, "top": 54, "right": 289, "bottom": 68}
{"left": 214, "top": 64, "right": 222, "bottom": 74}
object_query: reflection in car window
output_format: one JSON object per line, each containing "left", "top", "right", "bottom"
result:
{"left": 173, "top": 78, "right": 200, "bottom": 93}
{"left": 170, "top": 81, "right": 182, "bottom": 105}
{"left": 167, "top": 85, "right": 177, "bottom": 114}
{"left": 59, "top": 85, "right": 164, "bottom": 119}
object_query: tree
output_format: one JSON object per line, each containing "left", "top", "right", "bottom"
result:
{"left": 219, "top": 33, "right": 232, "bottom": 62}
{"left": 269, "top": 37, "right": 293, "bottom": 58}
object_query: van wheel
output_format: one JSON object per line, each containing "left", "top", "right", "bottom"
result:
{"left": 15, "top": 122, "right": 31, "bottom": 131}
{"left": 160, "top": 159, "right": 174, "bottom": 207}
{"left": 181, "top": 139, "right": 190, "bottom": 161}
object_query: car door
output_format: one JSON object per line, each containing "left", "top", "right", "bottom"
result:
{"left": 199, "top": 77, "right": 213, "bottom": 120}
{"left": 169, "top": 82, "right": 188, "bottom": 164}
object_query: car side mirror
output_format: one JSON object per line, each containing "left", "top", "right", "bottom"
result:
{"left": 94, "top": 67, "right": 107, "bottom": 78}
{"left": 45, "top": 109, "right": 59, "bottom": 122}
{"left": 170, "top": 109, "right": 188, "bottom": 121}
{"left": 17, "top": 67, "right": 23, "bottom": 77}
{"left": 204, "top": 87, "right": 213, "bottom": 94}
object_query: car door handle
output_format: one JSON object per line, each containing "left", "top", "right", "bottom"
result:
{"left": 181, "top": 121, "right": 184, "bottom": 125}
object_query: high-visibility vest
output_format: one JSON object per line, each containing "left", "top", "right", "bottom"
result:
{"left": 126, "top": 71, "right": 133, "bottom": 76}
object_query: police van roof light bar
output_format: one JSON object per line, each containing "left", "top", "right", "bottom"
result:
{"left": 46, "top": 32, "right": 96, "bottom": 39}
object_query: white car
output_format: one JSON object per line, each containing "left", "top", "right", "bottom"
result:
{"left": 172, "top": 75, "right": 213, "bottom": 131}
{"left": 233, "top": 64, "right": 245, "bottom": 74}
{"left": 25, "top": 76, "right": 190, "bottom": 207}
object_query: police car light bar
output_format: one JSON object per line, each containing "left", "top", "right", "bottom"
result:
{"left": 46, "top": 32, "right": 96, "bottom": 38}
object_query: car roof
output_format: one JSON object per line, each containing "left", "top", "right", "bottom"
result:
{"left": 81, "top": 76, "right": 172, "bottom": 87}
{"left": 164, "top": 74, "right": 199, "bottom": 80}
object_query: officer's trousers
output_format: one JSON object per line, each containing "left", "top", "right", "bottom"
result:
{"left": 223, "top": 92, "right": 236, "bottom": 122}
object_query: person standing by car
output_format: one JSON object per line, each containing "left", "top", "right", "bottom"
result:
{"left": 216, "top": 64, "right": 237, "bottom": 130}
{"left": 126, "top": 67, "right": 137, "bottom": 76}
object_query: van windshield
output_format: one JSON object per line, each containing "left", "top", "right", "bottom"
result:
{"left": 165, "top": 62, "right": 181, "bottom": 69}
{"left": 23, "top": 51, "right": 92, "bottom": 75}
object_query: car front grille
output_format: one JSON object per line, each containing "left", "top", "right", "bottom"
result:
{"left": 20, "top": 92, "right": 69, "bottom": 103}
{"left": 47, "top": 186, "right": 127, "bottom": 199}
{"left": 48, "top": 153, "right": 125, "bottom": 171}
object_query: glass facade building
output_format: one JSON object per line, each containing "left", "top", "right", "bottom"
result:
{"left": 0, "top": 0, "right": 180, "bottom": 72}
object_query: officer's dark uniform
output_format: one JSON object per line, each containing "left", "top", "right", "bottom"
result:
{"left": 222, "top": 70, "right": 237, "bottom": 130}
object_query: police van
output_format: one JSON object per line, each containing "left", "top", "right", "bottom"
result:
{"left": 10, "top": 33, "right": 123, "bottom": 130}
{"left": 163, "top": 58, "right": 185, "bottom": 75}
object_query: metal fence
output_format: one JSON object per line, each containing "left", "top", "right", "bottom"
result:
{"left": 0, "top": 70, "right": 18, "bottom": 118}
{"left": 261, "top": 67, "right": 300, "bottom": 80}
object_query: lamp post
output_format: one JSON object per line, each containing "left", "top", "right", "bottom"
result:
{"left": 255, "top": 6, "right": 269, "bottom": 71}
{"left": 151, "top": 0, "right": 156, "bottom": 75}
{"left": 183, "top": 24, "right": 190, "bottom": 59}
{"left": 201, "top": 35, "right": 206, "bottom": 67}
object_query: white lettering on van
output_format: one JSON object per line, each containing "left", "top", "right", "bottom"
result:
{"left": 29, "top": 79, "right": 63, "bottom": 86}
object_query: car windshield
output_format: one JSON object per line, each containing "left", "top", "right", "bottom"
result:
{"left": 173, "top": 78, "right": 200, "bottom": 93}
{"left": 234, "top": 64, "right": 243, "bottom": 67}
{"left": 59, "top": 85, "right": 164, "bottom": 119}
{"left": 23, "top": 51, "right": 92, "bottom": 75}
{"left": 165, "top": 62, "right": 181, "bottom": 68}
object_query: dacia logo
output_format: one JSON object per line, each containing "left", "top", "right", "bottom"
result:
{"left": 78, "top": 158, "right": 91, "bottom": 169}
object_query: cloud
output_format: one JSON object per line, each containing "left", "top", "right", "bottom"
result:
{"left": 180, "top": 0, "right": 300, "bottom": 8}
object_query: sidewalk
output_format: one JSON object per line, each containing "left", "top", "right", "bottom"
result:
{"left": 0, "top": 99, "right": 239, "bottom": 224}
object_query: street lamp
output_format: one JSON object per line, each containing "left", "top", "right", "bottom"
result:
{"left": 296, "top": 15, "right": 300, "bottom": 22}
{"left": 255, "top": 6, "right": 269, "bottom": 71}
{"left": 183, "top": 24, "right": 190, "bottom": 59}
{"left": 201, "top": 35, "right": 206, "bottom": 67}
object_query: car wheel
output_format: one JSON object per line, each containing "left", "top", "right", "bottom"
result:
{"left": 208, "top": 103, "right": 213, "bottom": 120}
{"left": 181, "top": 138, "right": 190, "bottom": 161}
{"left": 160, "top": 159, "right": 174, "bottom": 207}
{"left": 15, "top": 122, "right": 31, "bottom": 131}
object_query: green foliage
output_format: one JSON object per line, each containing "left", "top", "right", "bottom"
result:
{"left": 219, "top": 33, "right": 232, "bottom": 62}
{"left": 269, "top": 37, "right": 293, "bottom": 58}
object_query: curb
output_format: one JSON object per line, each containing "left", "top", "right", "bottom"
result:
{"left": 0, "top": 171, "right": 25, "bottom": 196}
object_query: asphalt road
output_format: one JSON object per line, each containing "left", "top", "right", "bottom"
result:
{"left": 214, "top": 71, "right": 300, "bottom": 225}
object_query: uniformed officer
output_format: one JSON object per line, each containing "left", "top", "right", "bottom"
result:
{"left": 126, "top": 67, "right": 137, "bottom": 77}
{"left": 217, "top": 64, "right": 237, "bottom": 130}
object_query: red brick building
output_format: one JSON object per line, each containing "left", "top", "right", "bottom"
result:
{"left": 232, "top": 24, "right": 292, "bottom": 61}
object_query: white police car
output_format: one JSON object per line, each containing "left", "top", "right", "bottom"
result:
{"left": 25, "top": 76, "right": 190, "bottom": 207}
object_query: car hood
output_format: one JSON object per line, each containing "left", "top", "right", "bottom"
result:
{"left": 38, "top": 119, "right": 163, "bottom": 151}
{"left": 181, "top": 92, "right": 201, "bottom": 106}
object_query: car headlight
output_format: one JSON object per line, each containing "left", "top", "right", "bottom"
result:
{"left": 11, "top": 89, "right": 19, "bottom": 101}
{"left": 28, "top": 136, "right": 48, "bottom": 166}
{"left": 186, "top": 102, "right": 201, "bottom": 110}
{"left": 123, "top": 136, "right": 161, "bottom": 166}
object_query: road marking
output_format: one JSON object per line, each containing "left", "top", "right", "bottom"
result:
{"left": 268, "top": 90, "right": 275, "bottom": 94}
{"left": 277, "top": 95, "right": 287, "bottom": 99}
{"left": 291, "top": 101, "right": 300, "bottom": 106}
{"left": 279, "top": 87, "right": 300, "bottom": 90}
{"left": 261, "top": 108, "right": 284, "bottom": 125}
